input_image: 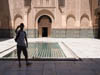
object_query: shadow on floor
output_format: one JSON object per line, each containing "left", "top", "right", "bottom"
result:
{"left": 0, "top": 58, "right": 100, "bottom": 75}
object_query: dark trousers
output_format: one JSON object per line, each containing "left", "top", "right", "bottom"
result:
{"left": 17, "top": 45, "right": 28, "bottom": 62}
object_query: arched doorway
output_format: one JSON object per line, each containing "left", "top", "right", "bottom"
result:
{"left": 38, "top": 15, "right": 52, "bottom": 37}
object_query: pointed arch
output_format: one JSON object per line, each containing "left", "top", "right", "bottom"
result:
{"left": 66, "top": 14, "right": 76, "bottom": 28}
{"left": 14, "top": 14, "right": 23, "bottom": 29}
{"left": 35, "top": 9, "right": 54, "bottom": 22}
{"left": 80, "top": 13, "right": 90, "bottom": 27}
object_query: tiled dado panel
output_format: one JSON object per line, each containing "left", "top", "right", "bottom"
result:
{"left": 51, "top": 29, "right": 95, "bottom": 38}
{"left": 27, "top": 29, "right": 38, "bottom": 38}
{"left": 27, "top": 29, "right": 95, "bottom": 38}
{"left": 0, "top": 29, "right": 97, "bottom": 38}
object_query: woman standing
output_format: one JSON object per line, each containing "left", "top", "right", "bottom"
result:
{"left": 15, "top": 23, "right": 31, "bottom": 67}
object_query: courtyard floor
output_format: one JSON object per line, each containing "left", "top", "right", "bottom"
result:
{"left": 0, "top": 38, "right": 100, "bottom": 75}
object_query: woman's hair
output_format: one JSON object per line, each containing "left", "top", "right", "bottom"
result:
{"left": 20, "top": 23, "right": 24, "bottom": 27}
{"left": 20, "top": 23, "right": 24, "bottom": 30}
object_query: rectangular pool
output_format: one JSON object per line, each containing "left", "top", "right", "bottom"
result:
{"left": 3, "top": 43, "right": 67, "bottom": 59}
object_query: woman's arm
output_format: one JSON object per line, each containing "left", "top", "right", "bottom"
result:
{"left": 15, "top": 25, "right": 20, "bottom": 34}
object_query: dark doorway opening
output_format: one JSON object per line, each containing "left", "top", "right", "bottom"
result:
{"left": 38, "top": 15, "right": 52, "bottom": 37}
{"left": 42, "top": 27, "right": 48, "bottom": 37}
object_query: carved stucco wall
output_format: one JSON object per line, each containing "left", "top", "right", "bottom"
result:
{"left": 1, "top": 0, "right": 96, "bottom": 38}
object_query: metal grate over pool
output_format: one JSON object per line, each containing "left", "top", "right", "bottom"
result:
{"left": 3, "top": 43, "right": 67, "bottom": 59}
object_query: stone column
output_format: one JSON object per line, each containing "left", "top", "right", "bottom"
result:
{"left": 23, "top": 7, "right": 29, "bottom": 29}
{"left": 23, "top": 13, "right": 28, "bottom": 29}
{"left": 76, "top": 0, "right": 80, "bottom": 27}
{"left": 10, "top": 19, "right": 15, "bottom": 37}
{"left": 90, "top": 20, "right": 93, "bottom": 27}
{"left": 61, "top": 13, "right": 66, "bottom": 28}
{"left": 11, "top": 20, "right": 14, "bottom": 29}
{"left": 23, "top": 7, "right": 29, "bottom": 37}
